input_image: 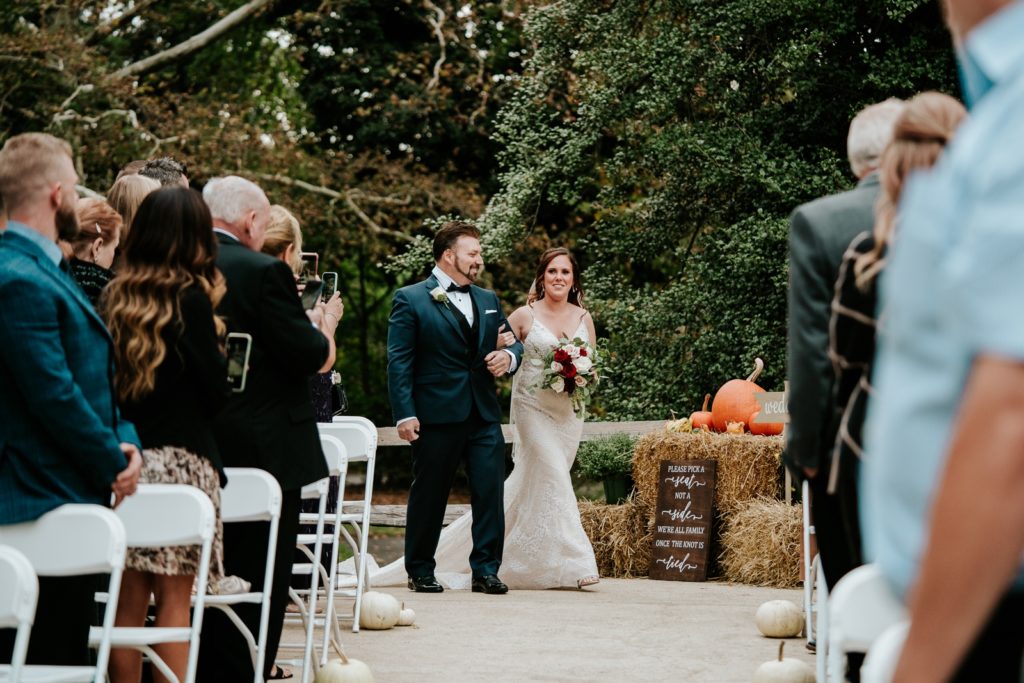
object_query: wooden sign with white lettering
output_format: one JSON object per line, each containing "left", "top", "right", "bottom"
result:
{"left": 649, "top": 459, "right": 717, "bottom": 582}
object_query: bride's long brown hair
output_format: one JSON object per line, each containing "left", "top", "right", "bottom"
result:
{"left": 103, "top": 187, "right": 226, "bottom": 402}
{"left": 528, "top": 247, "right": 585, "bottom": 307}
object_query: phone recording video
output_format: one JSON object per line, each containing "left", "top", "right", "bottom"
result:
{"left": 300, "top": 279, "right": 324, "bottom": 311}
{"left": 226, "top": 332, "right": 253, "bottom": 393}
{"left": 321, "top": 271, "right": 338, "bottom": 303}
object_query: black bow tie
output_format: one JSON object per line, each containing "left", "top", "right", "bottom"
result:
{"left": 447, "top": 282, "right": 471, "bottom": 294}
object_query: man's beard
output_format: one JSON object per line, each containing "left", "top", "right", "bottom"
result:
{"left": 55, "top": 201, "right": 79, "bottom": 241}
{"left": 455, "top": 257, "right": 479, "bottom": 282}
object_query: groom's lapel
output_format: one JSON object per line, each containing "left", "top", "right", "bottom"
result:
{"left": 424, "top": 276, "right": 468, "bottom": 344}
{"left": 473, "top": 286, "right": 488, "bottom": 354}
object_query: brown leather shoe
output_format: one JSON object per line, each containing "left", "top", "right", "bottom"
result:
{"left": 408, "top": 576, "right": 444, "bottom": 593}
{"left": 471, "top": 575, "right": 508, "bottom": 594}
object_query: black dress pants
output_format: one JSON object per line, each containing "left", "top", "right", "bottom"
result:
{"left": 405, "top": 409, "right": 505, "bottom": 580}
{"left": 197, "top": 488, "right": 301, "bottom": 681}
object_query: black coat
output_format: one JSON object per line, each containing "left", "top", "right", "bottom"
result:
{"left": 212, "top": 234, "right": 330, "bottom": 492}
{"left": 785, "top": 174, "right": 880, "bottom": 474}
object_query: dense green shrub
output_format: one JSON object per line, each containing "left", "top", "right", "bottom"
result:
{"left": 576, "top": 434, "right": 638, "bottom": 480}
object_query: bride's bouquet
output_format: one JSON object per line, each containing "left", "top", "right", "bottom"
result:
{"left": 531, "top": 337, "right": 603, "bottom": 415}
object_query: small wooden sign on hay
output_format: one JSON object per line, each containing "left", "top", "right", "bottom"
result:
{"left": 649, "top": 459, "right": 716, "bottom": 582}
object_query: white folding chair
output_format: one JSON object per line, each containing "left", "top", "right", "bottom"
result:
{"left": 319, "top": 418, "right": 377, "bottom": 633}
{"left": 204, "top": 468, "right": 282, "bottom": 683}
{"left": 860, "top": 621, "right": 909, "bottom": 683}
{"left": 0, "top": 504, "right": 127, "bottom": 683}
{"left": 278, "top": 475, "right": 329, "bottom": 683}
{"left": 88, "top": 484, "right": 215, "bottom": 683}
{"left": 0, "top": 545, "right": 39, "bottom": 682}
{"left": 826, "top": 563, "right": 907, "bottom": 681}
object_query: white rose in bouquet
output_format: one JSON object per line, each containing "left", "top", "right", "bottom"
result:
{"left": 573, "top": 355, "right": 593, "bottom": 374}
{"left": 574, "top": 375, "right": 587, "bottom": 387}
{"left": 549, "top": 376, "right": 565, "bottom": 393}
{"left": 550, "top": 361, "right": 563, "bottom": 373}
{"left": 568, "top": 344, "right": 581, "bottom": 359}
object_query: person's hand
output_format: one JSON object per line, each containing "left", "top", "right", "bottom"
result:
{"left": 112, "top": 443, "right": 143, "bottom": 508}
{"left": 496, "top": 323, "right": 515, "bottom": 350}
{"left": 803, "top": 467, "right": 818, "bottom": 480}
{"left": 306, "top": 306, "right": 324, "bottom": 328}
{"left": 398, "top": 418, "right": 421, "bottom": 442}
{"left": 323, "top": 291, "right": 343, "bottom": 330}
{"left": 485, "top": 350, "right": 512, "bottom": 377}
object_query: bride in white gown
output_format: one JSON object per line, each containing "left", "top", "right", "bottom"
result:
{"left": 366, "top": 247, "right": 600, "bottom": 590}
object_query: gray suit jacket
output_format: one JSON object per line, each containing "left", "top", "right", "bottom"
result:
{"left": 785, "top": 173, "right": 880, "bottom": 474}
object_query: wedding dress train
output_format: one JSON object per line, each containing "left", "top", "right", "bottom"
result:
{"left": 364, "top": 317, "right": 599, "bottom": 590}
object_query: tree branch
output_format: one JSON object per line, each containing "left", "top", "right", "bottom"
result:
{"left": 106, "top": 0, "right": 275, "bottom": 81}
{"left": 423, "top": 0, "right": 446, "bottom": 90}
{"left": 254, "top": 173, "right": 415, "bottom": 243}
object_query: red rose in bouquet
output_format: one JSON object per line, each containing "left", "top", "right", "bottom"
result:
{"left": 553, "top": 348, "right": 570, "bottom": 363}
{"left": 561, "top": 362, "right": 577, "bottom": 378}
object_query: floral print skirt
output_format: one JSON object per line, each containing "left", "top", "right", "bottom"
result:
{"left": 126, "top": 446, "right": 224, "bottom": 582}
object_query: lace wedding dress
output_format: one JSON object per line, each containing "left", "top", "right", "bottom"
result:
{"left": 364, "top": 316, "right": 599, "bottom": 590}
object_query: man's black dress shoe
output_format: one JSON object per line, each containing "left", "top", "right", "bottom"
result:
{"left": 408, "top": 576, "right": 444, "bottom": 593}
{"left": 471, "top": 575, "right": 508, "bottom": 594}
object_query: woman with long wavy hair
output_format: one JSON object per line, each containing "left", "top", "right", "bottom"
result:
{"left": 827, "top": 91, "right": 966, "bottom": 566}
{"left": 102, "top": 186, "right": 240, "bottom": 683}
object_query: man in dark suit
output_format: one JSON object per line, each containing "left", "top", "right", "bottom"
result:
{"left": 388, "top": 221, "right": 524, "bottom": 595}
{"left": 197, "top": 175, "right": 335, "bottom": 681}
{"left": 0, "top": 133, "right": 142, "bottom": 665}
{"left": 785, "top": 99, "right": 903, "bottom": 597}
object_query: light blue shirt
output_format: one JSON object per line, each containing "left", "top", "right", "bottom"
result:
{"left": 4, "top": 221, "right": 63, "bottom": 266}
{"left": 861, "top": 1, "right": 1024, "bottom": 597}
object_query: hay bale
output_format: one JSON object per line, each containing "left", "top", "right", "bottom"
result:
{"left": 633, "top": 431, "right": 782, "bottom": 516}
{"left": 578, "top": 497, "right": 653, "bottom": 578}
{"left": 718, "top": 498, "right": 802, "bottom": 588}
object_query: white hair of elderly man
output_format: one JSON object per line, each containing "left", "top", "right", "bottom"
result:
{"left": 846, "top": 98, "right": 905, "bottom": 179}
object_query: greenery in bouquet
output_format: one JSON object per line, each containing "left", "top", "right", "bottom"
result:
{"left": 576, "top": 433, "right": 637, "bottom": 480}
{"left": 530, "top": 337, "right": 603, "bottom": 416}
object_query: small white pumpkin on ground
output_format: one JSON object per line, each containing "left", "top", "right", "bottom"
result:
{"left": 753, "top": 642, "right": 814, "bottom": 683}
{"left": 315, "top": 653, "right": 375, "bottom": 683}
{"left": 357, "top": 591, "right": 401, "bottom": 630}
{"left": 396, "top": 602, "right": 416, "bottom": 626}
{"left": 755, "top": 599, "right": 804, "bottom": 638}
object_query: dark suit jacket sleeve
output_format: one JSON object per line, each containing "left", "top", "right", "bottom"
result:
{"left": 0, "top": 277, "right": 127, "bottom": 488}
{"left": 257, "top": 260, "right": 330, "bottom": 375}
{"left": 387, "top": 288, "right": 417, "bottom": 423}
{"left": 179, "top": 287, "right": 230, "bottom": 415}
{"left": 495, "top": 293, "right": 524, "bottom": 373}
{"left": 786, "top": 207, "right": 835, "bottom": 472}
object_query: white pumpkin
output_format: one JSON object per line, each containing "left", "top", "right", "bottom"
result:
{"left": 753, "top": 642, "right": 814, "bottom": 683}
{"left": 396, "top": 602, "right": 416, "bottom": 627}
{"left": 755, "top": 599, "right": 803, "bottom": 638}
{"left": 357, "top": 591, "right": 401, "bottom": 630}
{"left": 315, "top": 656, "right": 375, "bottom": 683}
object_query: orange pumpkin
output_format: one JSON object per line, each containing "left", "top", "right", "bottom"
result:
{"left": 748, "top": 410, "right": 784, "bottom": 436}
{"left": 689, "top": 394, "right": 713, "bottom": 432}
{"left": 711, "top": 358, "right": 766, "bottom": 432}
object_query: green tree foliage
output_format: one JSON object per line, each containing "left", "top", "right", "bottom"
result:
{"left": 471, "top": 0, "right": 958, "bottom": 419}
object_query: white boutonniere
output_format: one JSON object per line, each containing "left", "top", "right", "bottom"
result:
{"left": 430, "top": 285, "right": 450, "bottom": 306}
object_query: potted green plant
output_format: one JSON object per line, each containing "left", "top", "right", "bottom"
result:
{"left": 576, "top": 433, "right": 637, "bottom": 504}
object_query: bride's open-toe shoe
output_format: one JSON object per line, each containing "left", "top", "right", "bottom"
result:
{"left": 577, "top": 576, "right": 600, "bottom": 589}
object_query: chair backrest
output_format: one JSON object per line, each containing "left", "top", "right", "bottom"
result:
{"left": 319, "top": 434, "right": 347, "bottom": 476}
{"left": 221, "top": 468, "right": 283, "bottom": 523}
{"left": 829, "top": 563, "right": 908, "bottom": 650}
{"left": 115, "top": 484, "right": 215, "bottom": 547}
{"left": 321, "top": 418, "right": 375, "bottom": 462}
{"left": 0, "top": 545, "right": 38, "bottom": 680}
{"left": 0, "top": 504, "right": 127, "bottom": 576}
{"left": 0, "top": 544, "right": 37, "bottom": 628}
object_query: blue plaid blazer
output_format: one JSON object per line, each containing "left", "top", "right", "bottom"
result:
{"left": 0, "top": 228, "right": 139, "bottom": 524}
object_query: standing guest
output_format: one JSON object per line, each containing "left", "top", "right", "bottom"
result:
{"left": 197, "top": 176, "right": 336, "bottom": 682}
{"left": 103, "top": 186, "right": 240, "bottom": 683}
{"left": 784, "top": 98, "right": 903, "bottom": 595}
{"left": 62, "top": 197, "right": 122, "bottom": 306}
{"left": 107, "top": 173, "right": 160, "bottom": 246}
{"left": 139, "top": 156, "right": 189, "bottom": 188}
{"left": 0, "top": 132, "right": 142, "bottom": 666}
{"left": 865, "top": 1, "right": 1024, "bottom": 680}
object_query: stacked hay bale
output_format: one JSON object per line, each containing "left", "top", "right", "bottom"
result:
{"left": 718, "top": 497, "right": 802, "bottom": 587}
{"left": 578, "top": 496, "right": 652, "bottom": 578}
